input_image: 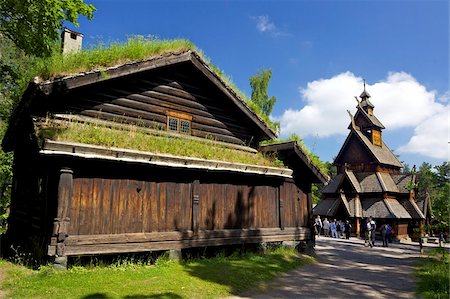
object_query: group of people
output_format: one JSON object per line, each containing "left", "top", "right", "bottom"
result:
{"left": 314, "top": 216, "right": 351, "bottom": 239}
{"left": 314, "top": 215, "right": 395, "bottom": 247}
{"left": 364, "top": 216, "right": 394, "bottom": 248}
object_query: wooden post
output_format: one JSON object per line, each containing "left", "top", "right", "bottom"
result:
{"left": 419, "top": 220, "right": 425, "bottom": 237}
{"left": 355, "top": 218, "right": 361, "bottom": 238}
{"left": 52, "top": 168, "right": 73, "bottom": 270}
{"left": 279, "top": 187, "right": 284, "bottom": 230}
{"left": 192, "top": 180, "right": 200, "bottom": 234}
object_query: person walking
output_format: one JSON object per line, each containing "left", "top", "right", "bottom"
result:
{"left": 339, "top": 221, "right": 345, "bottom": 238}
{"left": 323, "top": 218, "right": 330, "bottom": 237}
{"left": 367, "top": 217, "right": 376, "bottom": 247}
{"left": 331, "top": 219, "right": 338, "bottom": 239}
{"left": 314, "top": 215, "right": 323, "bottom": 237}
{"left": 386, "top": 224, "right": 393, "bottom": 243}
{"left": 380, "top": 223, "right": 388, "bottom": 247}
{"left": 344, "top": 220, "right": 352, "bottom": 239}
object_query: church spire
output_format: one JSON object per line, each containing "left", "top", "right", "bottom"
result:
{"left": 358, "top": 80, "right": 375, "bottom": 114}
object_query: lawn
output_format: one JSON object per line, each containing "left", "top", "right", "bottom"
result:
{"left": 0, "top": 247, "right": 313, "bottom": 298}
{"left": 415, "top": 248, "right": 449, "bottom": 299}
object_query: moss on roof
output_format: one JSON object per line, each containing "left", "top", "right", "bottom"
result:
{"left": 260, "top": 134, "right": 328, "bottom": 176}
{"left": 32, "top": 37, "right": 278, "bottom": 132}
{"left": 36, "top": 118, "right": 284, "bottom": 168}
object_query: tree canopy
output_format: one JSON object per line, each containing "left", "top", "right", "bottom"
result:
{"left": 249, "top": 69, "right": 277, "bottom": 116}
{"left": 0, "top": 0, "right": 96, "bottom": 234}
{"left": 416, "top": 162, "right": 449, "bottom": 229}
{"left": 0, "top": 0, "right": 95, "bottom": 57}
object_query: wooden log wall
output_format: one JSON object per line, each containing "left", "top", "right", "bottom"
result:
{"left": 39, "top": 64, "right": 262, "bottom": 147}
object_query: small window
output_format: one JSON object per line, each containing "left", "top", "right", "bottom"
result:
{"left": 168, "top": 117, "right": 178, "bottom": 132}
{"left": 180, "top": 120, "right": 191, "bottom": 134}
{"left": 70, "top": 33, "right": 77, "bottom": 40}
{"left": 166, "top": 111, "right": 192, "bottom": 135}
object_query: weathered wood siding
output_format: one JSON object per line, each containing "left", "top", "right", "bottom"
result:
{"left": 67, "top": 173, "right": 307, "bottom": 238}
{"left": 69, "top": 179, "right": 193, "bottom": 235}
{"left": 34, "top": 64, "right": 263, "bottom": 147}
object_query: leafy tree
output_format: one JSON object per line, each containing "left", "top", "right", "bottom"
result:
{"left": 416, "top": 161, "right": 449, "bottom": 230}
{"left": 249, "top": 69, "right": 276, "bottom": 116}
{"left": 0, "top": 0, "right": 95, "bottom": 57}
{"left": 417, "top": 162, "right": 437, "bottom": 199}
{"left": 402, "top": 163, "right": 411, "bottom": 174}
{"left": 0, "top": 0, "right": 96, "bottom": 234}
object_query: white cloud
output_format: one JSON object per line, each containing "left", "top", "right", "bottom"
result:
{"left": 279, "top": 71, "right": 363, "bottom": 137}
{"left": 277, "top": 71, "right": 448, "bottom": 160}
{"left": 438, "top": 90, "right": 450, "bottom": 103}
{"left": 251, "top": 15, "right": 289, "bottom": 37}
{"left": 254, "top": 15, "right": 275, "bottom": 33}
{"left": 397, "top": 105, "right": 449, "bottom": 160}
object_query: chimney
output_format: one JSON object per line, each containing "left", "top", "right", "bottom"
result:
{"left": 61, "top": 28, "right": 83, "bottom": 54}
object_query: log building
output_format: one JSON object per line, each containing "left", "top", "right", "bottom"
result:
{"left": 2, "top": 50, "right": 327, "bottom": 266}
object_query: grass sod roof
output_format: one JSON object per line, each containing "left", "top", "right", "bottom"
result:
{"left": 36, "top": 118, "right": 285, "bottom": 168}
{"left": 31, "top": 37, "right": 278, "bottom": 134}
{"left": 260, "top": 141, "right": 329, "bottom": 184}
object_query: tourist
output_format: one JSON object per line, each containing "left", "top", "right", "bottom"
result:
{"left": 380, "top": 223, "right": 388, "bottom": 247}
{"left": 386, "top": 224, "right": 393, "bottom": 243}
{"left": 314, "top": 215, "right": 323, "bottom": 237}
{"left": 367, "top": 216, "right": 376, "bottom": 247}
{"left": 323, "top": 218, "right": 330, "bottom": 237}
{"left": 339, "top": 220, "right": 345, "bottom": 238}
{"left": 336, "top": 219, "right": 341, "bottom": 237}
{"left": 331, "top": 219, "right": 338, "bottom": 238}
{"left": 344, "top": 220, "right": 351, "bottom": 239}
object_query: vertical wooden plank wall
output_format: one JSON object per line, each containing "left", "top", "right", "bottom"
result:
{"left": 69, "top": 178, "right": 193, "bottom": 235}
{"left": 67, "top": 177, "right": 302, "bottom": 236}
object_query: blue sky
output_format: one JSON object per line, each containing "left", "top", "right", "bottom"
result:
{"left": 74, "top": 0, "right": 449, "bottom": 167}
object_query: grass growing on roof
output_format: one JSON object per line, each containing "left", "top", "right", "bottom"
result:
{"left": 261, "top": 133, "right": 328, "bottom": 176}
{"left": 34, "top": 37, "right": 197, "bottom": 80}
{"left": 37, "top": 119, "right": 284, "bottom": 168}
{"left": 30, "top": 36, "right": 279, "bottom": 132}
{"left": 0, "top": 247, "right": 313, "bottom": 298}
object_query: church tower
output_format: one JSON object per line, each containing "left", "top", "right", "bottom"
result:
{"left": 313, "top": 83, "right": 426, "bottom": 240}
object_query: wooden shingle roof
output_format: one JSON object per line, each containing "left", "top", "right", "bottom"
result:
{"left": 352, "top": 128, "right": 402, "bottom": 168}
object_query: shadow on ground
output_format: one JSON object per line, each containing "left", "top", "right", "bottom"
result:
{"left": 81, "top": 292, "right": 182, "bottom": 299}
{"left": 182, "top": 247, "right": 310, "bottom": 296}
{"left": 236, "top": 238, "right": 421, "bottom": 299}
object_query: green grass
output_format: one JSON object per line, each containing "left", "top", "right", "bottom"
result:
{"left": 261, "top": 133, "right": 329, "bottom": 176}
{"left": 0, "top": 247, "right": 313, "bottom": 299}
{"left": 30, "top": 36, "right": 279, "bottom": 132}
{"left": 415, "top": 248, "right": 449, "bottom": 299}
{"left": 37, "top": 119, "right": 284, "bottom": 168}
{"left": 34, "top": 37, "right": 196, "bottom": 80}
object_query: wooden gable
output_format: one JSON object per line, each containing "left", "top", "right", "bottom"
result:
{"left": 3, "top": 51, "right": 276, "bottom": 152}
{"left": 334, "top": 131, "right": 376, "bottom": 170}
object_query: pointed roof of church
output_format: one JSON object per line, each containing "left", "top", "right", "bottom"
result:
{"left": 352, "top": 82, "right": 385, "bottom": 130}
{"left": 335, "top": 126, "right": 402, "bottom": 168}
{"left": 359, "top": 80, "right": 375, "bottom": 109}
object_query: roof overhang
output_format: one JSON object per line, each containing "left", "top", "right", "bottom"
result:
{"left": 260, "top": 141, "right": 329, "bottom": 184}
{"left": 41, "top": 140, "right": 293, "bottom": 178}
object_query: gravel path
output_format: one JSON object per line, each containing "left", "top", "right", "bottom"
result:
{"left": 233, "top": 237, "right": 424, "bottom": 299}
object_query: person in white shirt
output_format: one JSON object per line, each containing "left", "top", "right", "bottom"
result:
{"left": 367, "top": 216, "right": 376, "bottom": 247}
{"left": 323, "top": 218, "right": 330, "bottom": 237}
{"left": 314, "top": 215, "right": 323, "bottom": 237}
